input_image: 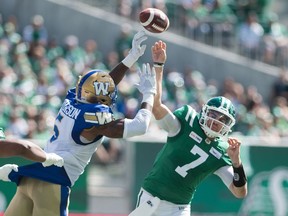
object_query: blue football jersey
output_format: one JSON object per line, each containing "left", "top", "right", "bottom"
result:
{"left": 10, "top": 88, "right": 114, "bottom": 186}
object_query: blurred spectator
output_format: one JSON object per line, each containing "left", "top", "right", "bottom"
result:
{"left": 46, "top": 37, "right": 64, "bottom": 66}
{"left": 184, "top": 0, "right": 209, "bottom": 40}
{"left": 83, "top": 39, "right": 104, "bottom": 70}
{"left": 63, "top": 34, "right": 86, "bottom": 75}
{"left": 52, "top": 57, "right": 74, "bottom": 98}
{"left": 117, "top": 0, "right": 133, "bottom": 18}
{"left": 237, "top": 12, "right": 264, "bottom": 60}
{"left": 22, "top": 14, "right": 48, "bottom": 46}
{"left": 2, "top": 22, "right": 21, "bottom": 49}
{"left": 271, "top": 68, "right": 288, "bottom": 103}
{"left": 272, "top": 96, "right": 288, "bottom": 137}
{"left": 262, "top": 13, "right": 288, "bottom": 66}
{"left": 28, "top": 43, "right": 47, "bottom": 75}
{"left": 115, "top": 24, "right": 133, "bottom": 60}
{"left": 5, "top": 106, "right": 29, "bottom": 138}
{"left": 64, "top": 35, "right": 85, "bottom": 76}
{"left": 204, "top": 0, "right": 237, "bottom": 47}
{"left": 105, "top": 51, "right": 119, "bottom": 70}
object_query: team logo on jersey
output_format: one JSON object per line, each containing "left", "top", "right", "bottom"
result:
{"left": 189, "top": 131, "right": 202, "bottom": 143}
{"left": 209, "top": 147, "right": 222, "bottom": 159}
{"left": 94, "top": 82, "right": 110, "bottom": 96}
{"left": 84, "top": 112, "right": 113, "bottom": 125}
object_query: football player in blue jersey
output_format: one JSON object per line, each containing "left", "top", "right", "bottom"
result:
{"left": 129, "top": 40, "right": 248, "bottom": 216}
{"left": 0, "top": 30, "right": 156, "bottom": 216}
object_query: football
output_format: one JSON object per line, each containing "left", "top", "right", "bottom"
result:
{"left": 139, "top": 8, "right": 170, "bottom": 33}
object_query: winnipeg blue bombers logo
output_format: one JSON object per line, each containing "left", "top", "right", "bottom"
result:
{"left": 94, "top": 82, "right": 110, "bottom": 96}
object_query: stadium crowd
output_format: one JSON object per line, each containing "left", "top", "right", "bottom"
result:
{"left": 0, "top": 11, "right": 288, "bottom": 148}
{"left": 101, "top": 0, "right": 288, "bottom": 67}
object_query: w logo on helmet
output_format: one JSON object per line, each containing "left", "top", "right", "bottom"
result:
{"left": 94, "top": 82, "right": 110, "bottom": 96}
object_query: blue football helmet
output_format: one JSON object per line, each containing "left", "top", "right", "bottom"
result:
{"left": 76, "top": 70, "right": 117, "bottom": 106}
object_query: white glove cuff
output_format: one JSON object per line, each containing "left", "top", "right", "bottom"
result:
{"left": 122, "top": 54, "right": 136, "bottom": 68}
{"left": 142, "top": 93, "right": 154, "bottom": 107}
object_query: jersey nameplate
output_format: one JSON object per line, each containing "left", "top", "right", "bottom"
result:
{"left": 189, "top": 131, "right": 202, "bottom": 143}
{"left": 209, "top": 147, "right": 222, "bottom": 159}
{"left": 61, "top": 101, "right": 81, "bottom": 119}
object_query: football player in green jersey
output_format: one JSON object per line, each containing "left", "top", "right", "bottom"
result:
{"left": 130, "top": 41, "right": 248, "bottom": 216}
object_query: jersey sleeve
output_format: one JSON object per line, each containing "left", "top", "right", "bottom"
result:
{"left": 72, "top": 103, "right": 114, "bottom": 145}
{"left": 173, "top": 105, "right": 198, "bottom": 125}
{"left": 214, "top": 165, "right": 233, "bottom": 188}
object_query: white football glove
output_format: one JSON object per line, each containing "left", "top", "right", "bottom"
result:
{"left": 0, "top": 164, "right": 18, "bottom": 182}
{"left": 135, "top": 63, "right": 156, "bottom": 106}
{"left": 42, "top": 153, "right": 64, "bottom": 167}
{"left": 122, "top": 30, "right": 147, "bottom": 68}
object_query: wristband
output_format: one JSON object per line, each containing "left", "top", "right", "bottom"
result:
{"left": 232, "top": 164, "right": 247, "bottom": 187}
{"left": 153, "top": 62, "right": 164, "bottom": 68}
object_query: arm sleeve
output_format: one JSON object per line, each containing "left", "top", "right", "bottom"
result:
{"left": 123, "top": 109, "right": 152, "bottom": 138}
{"left": 156, "top": 110, "right": 181, "bottom": 137}
{"left": 214, "top": 165, "right": 234, "bottom": 188}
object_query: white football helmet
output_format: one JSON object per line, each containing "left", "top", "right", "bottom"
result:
{"left": 76, "top": 70, "right": 117, "bottom": 106}
{"left": 199, "top": 96, "right": 236, "bottom": 138}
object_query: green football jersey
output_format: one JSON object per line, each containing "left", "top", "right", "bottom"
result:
{"left": 142, "top": 105, "right": 232, "bottom": 204}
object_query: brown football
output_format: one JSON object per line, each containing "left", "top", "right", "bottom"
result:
{"left": 139, "top": 8, "right": 170, "bottom": 33}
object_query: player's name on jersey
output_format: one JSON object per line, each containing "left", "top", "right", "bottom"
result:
{"left": 61, "top": 101, "right": 81, "bottom": 119}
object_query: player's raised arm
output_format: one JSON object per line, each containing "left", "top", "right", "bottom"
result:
{"left": 151, "top": 41, "right": 181, "bottom": 136}
{"left": 91, "top": 63, "right": 156, "bottom": 138}
{"left": 151, "top": 40, "right": 168, "bottom": 120}
{"left": 109, "top": 30, "right": 147, "bottom": 85}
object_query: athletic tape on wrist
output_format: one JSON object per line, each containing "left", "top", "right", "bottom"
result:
{"left": 233, "top": 164, "right": 247, "bottom": 187}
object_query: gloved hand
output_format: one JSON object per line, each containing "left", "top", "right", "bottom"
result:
{"left": 0, "top": 164, "right": 18, "bottom": 182}
{"left": 136, "top": 63, "right": 156, "bottom": 95}
{"left": 135, "top": 63, "right": 156, "bottom": 106}
{"left": 42, "top": 153, "right": 64, "bottom": 167}
{"left": 122, "top": 30, "right": 147, "bottom": 68}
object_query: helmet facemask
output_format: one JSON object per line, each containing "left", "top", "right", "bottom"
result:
{"left": 76, "top": 70, "right": 117, "bottom": 107}
{"left": 199, "top": 97, "right": 236, "bottom": 139}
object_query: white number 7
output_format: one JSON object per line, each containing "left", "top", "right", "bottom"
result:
{"left": 175, "top": 145, "right": 208, "bottom": 177}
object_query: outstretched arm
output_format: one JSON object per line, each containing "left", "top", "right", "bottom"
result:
{"left": 109, "top": 30, "right": 147, "bottom": 85}
{"left": 0, "top": 139, "right": 64, "bottom": 167}
{"left": 150, "top": 41, "right": 170, "bottom": 120}
{"left": 0, "top": 138, "right": 64, "bottom": 182}
{"left": 87, "top": 63, "right": 156, "bottom": 138}
{"left": 150, "top": 41, "right": 181, "bottom": 135}
{"left": 0, "top": 139, "right": 46, "bottom": 161}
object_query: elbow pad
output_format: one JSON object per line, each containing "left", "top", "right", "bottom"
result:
{"left": 123, "top": 109, "right": 152, "bottom": 138}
